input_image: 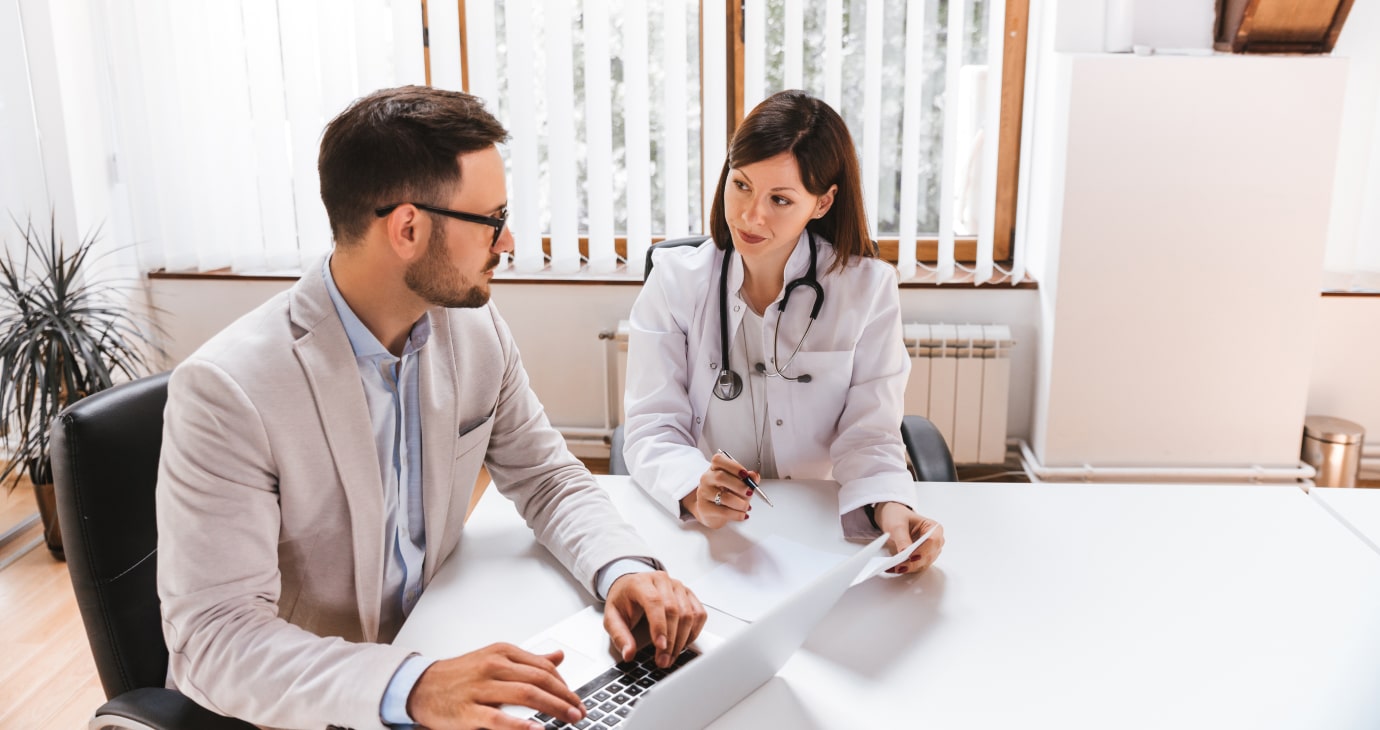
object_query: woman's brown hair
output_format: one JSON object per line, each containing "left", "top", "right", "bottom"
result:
{"left": 709, "top": 90, "right": 874, "bottom": 272}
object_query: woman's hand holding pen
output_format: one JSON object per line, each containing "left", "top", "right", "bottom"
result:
{"left": 874, "top": 502, "right": 945, "bottom": 574}
{"left": 680, "top": 452, "right": 759, "bottom": 528}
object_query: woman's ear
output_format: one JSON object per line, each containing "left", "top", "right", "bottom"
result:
{"left": 813, "top": 184, "right": 838, "bottom": 219}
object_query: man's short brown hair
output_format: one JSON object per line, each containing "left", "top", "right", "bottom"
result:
{"left": 318, "top": 86, "right": 508, "bottom": 244}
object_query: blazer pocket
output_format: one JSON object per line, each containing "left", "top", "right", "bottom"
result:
{"left": 455, "top": 409, "right": 496, "bottom": 459}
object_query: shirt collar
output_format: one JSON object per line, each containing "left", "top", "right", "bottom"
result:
{"left": 322, "top": 255, "right": 432, "bottom": 360}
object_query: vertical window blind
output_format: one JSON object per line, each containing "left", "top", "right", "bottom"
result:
{"left": 98, "top": 0, "right": 424, "bottom": 274}
{"left": 88, "top": 1, "right": 1013, "bottom": 281}
{"left": 742, "top": 0, "right": 1008, "bottom": 283}
{"left": 451, "top": 0, "right": 709, "bottom": 277}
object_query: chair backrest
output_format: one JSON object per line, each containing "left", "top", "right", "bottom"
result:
{"left": 643, "top": 235, "right": 710, "bottom": 279}
{"left": 901, "top": 415, "right": 958, "bottom": 483}
{"left": 51, "top": 372, "right": 173, "bottom": 699}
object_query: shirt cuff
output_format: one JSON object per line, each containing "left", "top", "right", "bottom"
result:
{"left": 381, "top": 653, "right": 435, "bottom": 727}
{"left": 841, "top": 505, "right": 883, "bottom": 541}
{"left": 595, "top": 557, "right": 659, "bottom": 600}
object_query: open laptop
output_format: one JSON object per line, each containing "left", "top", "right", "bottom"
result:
{"left": 516, "top": 533, "right": 888, "bottom": 729}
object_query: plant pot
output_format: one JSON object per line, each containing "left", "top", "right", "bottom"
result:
{"left": 32, "top": 481, "right": 65, "bottom": 561}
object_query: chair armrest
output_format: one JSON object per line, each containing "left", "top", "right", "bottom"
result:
{"left": 90, "top": 688, "right": 257, "bottom": 730}
{"left": 901, "top": 416, "right": 958, "bottom": 483}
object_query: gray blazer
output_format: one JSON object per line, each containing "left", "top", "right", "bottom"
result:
{"left": 156, "top": 259, "right": 655, "bottom": 730}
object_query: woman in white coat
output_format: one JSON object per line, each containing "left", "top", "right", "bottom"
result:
{"left": 624, "top": 90, "right": 944, "bottom": 572}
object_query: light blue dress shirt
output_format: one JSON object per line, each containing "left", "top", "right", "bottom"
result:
{"left": 323, "top": 258, "right": 653, "bottom": 727}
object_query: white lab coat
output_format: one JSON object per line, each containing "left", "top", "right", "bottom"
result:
{"left": 623, "top": 232, "right": 918, "bottom": 532}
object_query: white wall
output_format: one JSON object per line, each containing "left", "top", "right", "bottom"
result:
{"left": 148, "top": 279, "right": 1041, "bottom": 442}
{"left": 1307, "top": 297, "right": 1380, "bottom": 438}
{"left": 1026, "top": 53, "right": 1347, "bottom": 468}
{"left": 1326, "top": 0, "right": 1380, "bottom": 275}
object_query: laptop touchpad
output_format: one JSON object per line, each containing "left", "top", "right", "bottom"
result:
{"left": 527, "top": 637, "right": 605, "bottom": 688}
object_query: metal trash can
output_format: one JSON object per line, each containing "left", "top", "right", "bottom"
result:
{"left": 1301, "top": 416, "right": 1365, "bottom": 488}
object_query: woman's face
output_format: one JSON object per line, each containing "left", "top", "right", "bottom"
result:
{"left": 724, "top": 152, "right": 835, "bottom": 264}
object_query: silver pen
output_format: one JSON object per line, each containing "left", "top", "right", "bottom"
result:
{"left": 716, "top": 449, "right": 774, "bottom": 507}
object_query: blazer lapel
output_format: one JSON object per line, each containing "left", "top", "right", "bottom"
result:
{"left": 288, "top": 260, "right": 388, "bottom": 641}
{"left": 419, "top": 312, "right": 458, "bottom": 584}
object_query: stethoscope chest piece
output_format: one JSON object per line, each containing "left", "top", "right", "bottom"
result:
{"left": 714, "top": 369, "right": 744, "bottom": 400}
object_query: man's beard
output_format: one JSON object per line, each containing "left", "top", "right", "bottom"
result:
{"left": 404, "top": 225, "right": 500, "bottom": 308}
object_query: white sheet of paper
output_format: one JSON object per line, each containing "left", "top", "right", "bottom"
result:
{"left": 688, "top": 534, "right": 848, "bottom": 622}
{"left": 851, "top": 525, "right": 939, "bottom": 587}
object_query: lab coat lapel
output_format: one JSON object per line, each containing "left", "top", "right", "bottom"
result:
{"left": 288, "top": 261, "right": 388, "bottom": 641}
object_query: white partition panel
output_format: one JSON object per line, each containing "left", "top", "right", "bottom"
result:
{"left": 823, "top": 0, "right": 844, "bottom": 109}
{"left": 974, "top": 0, "right": 1007, "bottom": 284}
{"left": 280, "top": 0, "right": 331, "bottom": 264}
{"left": 744, "top": 0, "right": 767, "bottom": 112}
{"left": 624, "top": 1, "right": 653, "bottom": 275}
{"left": 784, "top": 0, "right": 803, "bottom": 90}
{"left": 861, "top": 0, "right": 883, "bottom": 239}
{"left": 701, "top": 0, "right": 729, "bottom": 232}
{"left": 662, "top": 0, "right": 689, "bottom": 238}
{"left": 584, "top": 0, "right": 616, "bottom": 273}
{"left": 896, "top": 0, "right": 928, "bottom": 280}
{"left": 203, "top": 0, "right": 260, "bottom": 272}
{"left": 463, "top": 0, "right": 499, "bottom": 104}
{"left": 390, "top": 0, "right": 426, "bottom": 86}
{"left": 241, "top": 0, "right": 298, "bottom": 270}
{"left": 935, "top": 0, "right": 968, "bottom": 281}
{"left": 545, "top": 0, "right": 580, "bottom": 273}
{"left": 428, "top": 0, "right": 464, "bottom": 90}
{"left": 505, "top": 0, "right": 543, "bottom": 272}
{"left": 358, "top": 0, "right": 393, "bottom": 93}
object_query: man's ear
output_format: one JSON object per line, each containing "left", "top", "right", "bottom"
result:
{"left": 813, "top": 184, "right": 838, "bottom": 219}
{"left": 383, "top": 205, "right": 429, "bottom": 262}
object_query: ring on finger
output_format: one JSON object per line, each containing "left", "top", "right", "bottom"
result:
{"left": 713, "top": 490, "right": 723, "bottom": 507}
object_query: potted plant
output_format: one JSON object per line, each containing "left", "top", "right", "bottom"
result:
{"left": 1, "top": 216, "right": 162, "bottom": 559}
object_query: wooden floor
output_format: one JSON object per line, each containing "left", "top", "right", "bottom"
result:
{"left": 0, "top": 480, "right": 105, "bottom": 729}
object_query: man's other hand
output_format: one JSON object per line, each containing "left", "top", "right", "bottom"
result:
{"left": 603, "top": 571, "right": 708, "bottom": 669}
{"left": 406, "top": 643, "right": 584, "bottom": 730}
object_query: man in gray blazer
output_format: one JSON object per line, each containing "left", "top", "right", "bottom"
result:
{"left": 156, "top": 86, "right": 706, "bottom": 730}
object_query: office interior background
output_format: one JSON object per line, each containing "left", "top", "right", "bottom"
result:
{"left": 1, "top": 0, "right": 1378, "bottom": 724}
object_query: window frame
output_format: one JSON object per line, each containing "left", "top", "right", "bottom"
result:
{"left": 432, "top": 0, "right": 1031, "bottom": 267}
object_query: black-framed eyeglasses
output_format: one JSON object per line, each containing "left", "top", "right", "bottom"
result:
{"left": 375, "top": 203, "right": 508, "bottom": 247}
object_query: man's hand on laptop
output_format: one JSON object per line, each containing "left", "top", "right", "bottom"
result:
{"left": 604, "top": 571, "right": 708, "bottom": 669}
{"left": 406, "top": 643, "right": 586, "bottom": 730}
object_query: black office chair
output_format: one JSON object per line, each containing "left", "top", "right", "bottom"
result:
{"left": 900, "top": 415, "right": 958, "bottom": 482}
{"left": 50, "top": 372, "right": 255, "bottom": 730}
{"left": 612, "top": 237, "right": 958, "bottom": 483}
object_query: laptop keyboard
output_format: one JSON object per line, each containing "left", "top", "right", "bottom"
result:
{"left": 534, "top": 644, "right": 700, "bottom": 729}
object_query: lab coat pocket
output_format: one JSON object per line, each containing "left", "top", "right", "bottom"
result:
{"left": 781, "top": 349, "right": 854, "bottom": 428}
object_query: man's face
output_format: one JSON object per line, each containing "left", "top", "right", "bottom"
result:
{"left": 404, "top": 145, "right": 514, "bottom": 308}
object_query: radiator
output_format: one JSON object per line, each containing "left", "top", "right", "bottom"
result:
{"left": 904, "top": 323, "right": 1013, "bottom": 465}
{"left": 612, "top": 321, "right": 1014, "bottom": 465}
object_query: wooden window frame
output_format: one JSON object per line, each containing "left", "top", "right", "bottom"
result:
{"left": 434, "top": 0, "right": 1030, "bottom": 267}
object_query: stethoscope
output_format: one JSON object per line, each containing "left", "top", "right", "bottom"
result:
{"left": 713, "top": 230, "right": 823, "bottom": 401}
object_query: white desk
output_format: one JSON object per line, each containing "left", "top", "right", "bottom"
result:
{"left": 395, "top": 478, "right": 1380, "bottom": 729}
{"left": 1311, "top": 486, "right": 1380, "bottom": 555}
